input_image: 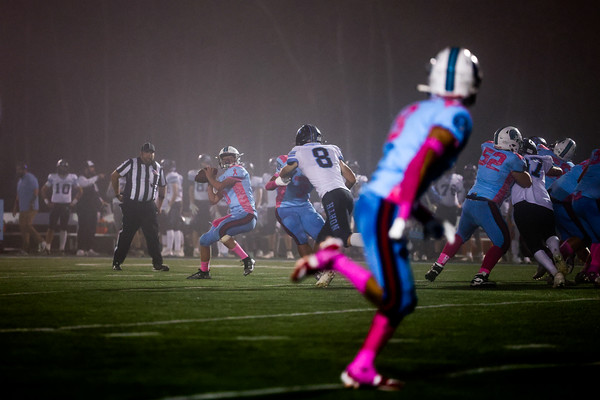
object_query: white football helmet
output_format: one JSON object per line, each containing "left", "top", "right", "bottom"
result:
{"left": 418, "top": 47, "right": 482, "bottom": 103}
{"left": 493, "top": 126, "right": 523, "bottom": 153}
{"left": 218, "top": 146, "right": 242, "bottom": 169}
{"left": 553, "top": 138, "right": 576, "bottom": 161}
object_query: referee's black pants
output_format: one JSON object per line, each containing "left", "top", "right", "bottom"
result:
{"left": 113, "top": 200, "right": 163, "bottom": 267}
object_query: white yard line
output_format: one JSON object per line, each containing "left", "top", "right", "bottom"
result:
{"left": 1, "top": 297, "right": 598, "bottom": 334}
{"left": 159, "top": 383, "right": 345, "bottom": 400}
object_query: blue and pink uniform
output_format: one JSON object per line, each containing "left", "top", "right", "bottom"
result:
{"left": 356, "top": 96, "right": 472, "bottom": 320}
{"left": 537, "top": 144, "right": 574, "bottom": 189}
{"left": 199, "top": 164, "right": 256, "bottom": 246}
{"left": 455, "top": 141, "right": 526, "bottom": 249}
{"left": 572, "top": 149, "right": 600, "bottom": 243}
{"left": 548, "top": 161, "right": 590, "bottom": 241}
{"left": 266, "top": 155, "right": 324, "bottom": 245}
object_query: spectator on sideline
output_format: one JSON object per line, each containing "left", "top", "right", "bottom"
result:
{"left": 12, "top": 162, "right": 45, "bottom": 254}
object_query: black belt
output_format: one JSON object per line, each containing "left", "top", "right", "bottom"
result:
{"left": 466, "top": 194, "right": 489, "bottom": 202}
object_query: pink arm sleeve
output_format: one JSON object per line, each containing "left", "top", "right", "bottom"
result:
{"left": 386, "top": 136, "right": 446, "bottom": 219}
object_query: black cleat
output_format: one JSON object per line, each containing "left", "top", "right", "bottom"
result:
{"left": 152, "top": 264, "right": 170, "bottom": 272}
{"left": 112, "top": 262, "right": 122, "bottom": 271}
{"left": 470, "top": 272, "right": 496, "bottom": 288}
{"left": 187, "top": 270, "right": 211, "bottom": 279}
{"left": 425, "top": 262, "right": 444, "bottom": 282}
{"left": 242, "top": 257, "right": 255, "bottom": 276}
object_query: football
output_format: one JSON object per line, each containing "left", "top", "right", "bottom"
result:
{"left": 194, "top": 167, "right": 216, "bottom": 183}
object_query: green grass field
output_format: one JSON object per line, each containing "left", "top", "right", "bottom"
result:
{"left": 1, "top": 255, "right": 598, "bottom": 399}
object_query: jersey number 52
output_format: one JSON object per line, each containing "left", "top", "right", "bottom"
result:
{"left": 479, "top": 147, "right": 507, "bottom": 172}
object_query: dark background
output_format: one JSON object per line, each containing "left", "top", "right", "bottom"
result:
{"left": 2, "top": 0, "right": 598, "bottom": 207}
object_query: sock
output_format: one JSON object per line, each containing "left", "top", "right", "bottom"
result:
{"left": 437, "top": 234, "right": 464, "bottom": 265}
{"left": 59, "top": 230, "right": 67, "bottom": 251}
{"left": 480, "top": 245, "right": 504, "bottom": 274}
{"left": 560, "top": 240, "right": 574, "bottom": 259}
{"left": 231, "top": 243, "right": 248, "bottom": 259}
{"left": 545, "top": 236, "right": 561, "bottom": 256}
{"left": 587, "top": 243, "right": 600, "bottom": 274}
{"left": 174, "top": 231, "right": 182, "bottom": 252}
{"left": 347, "top": 312, "right": 395, "bottom": 380}
{"left": 200, "top": 261, "right": 210, "bottom": 272}
{"left": 166, "top": 230, "right": 174, "bottom": 251}
{"left": 534, "top": 249, "right": 558, "bottom": 275}
{"left": 348, "top": 233, "right": 364, "bottom": 247}
{"left": 330, "top": 253, "right": 372, "bottom": 294}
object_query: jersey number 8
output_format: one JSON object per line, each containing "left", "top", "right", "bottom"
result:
{"left": 312, "top": 147, "right": 333, "bottom": 168}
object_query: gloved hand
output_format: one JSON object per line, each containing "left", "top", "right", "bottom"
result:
{"left": 189, "top": 203, "right": 199, "bottom": 215}
{"left": 388, "top": 217, "right": 407, "bottom": 240}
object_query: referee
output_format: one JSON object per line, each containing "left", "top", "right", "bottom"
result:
{"left": 110, "top": 142, "right": 170, "bottom": 271}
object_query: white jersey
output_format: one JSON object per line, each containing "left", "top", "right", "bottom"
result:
{"left": 45, "top": 173, "right": 79, "bottom": 204}
{"left": 287, "top": 143, "right": 349, "bottom": 199}
{"left": 511, "top": 154, "right": 554, "bottom": 210}
{"left": 433, "top": 173, "right": 465, "bottom": 207}
{"left": 187, "top": 169, "right": 209, "bottom": 201}
{"left": 164, "top": 171, "right": 183, "bottom": 205}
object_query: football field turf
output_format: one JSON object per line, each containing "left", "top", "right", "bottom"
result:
{"left": 1, "top": 255, "right": 598, "bottom": 399}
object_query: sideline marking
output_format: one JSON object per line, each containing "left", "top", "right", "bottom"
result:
{"left": 447, "top": 360, "right": 600, "bottom": 378}
{"left": 159, "top": 383, "right": 344, "bottom": 400}
{"left": 1, "top": 297, "right": 598, "bottom": 334}
{"left": 105, "top": 332, "right": 161, "bottom": 338}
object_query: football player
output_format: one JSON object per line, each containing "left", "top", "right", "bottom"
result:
{"left": 187, "top": 146, "right": 256, "bottom": 279}
{"left": 510, "top": 138, "right": 566, "bottom": 287}
{"left": 291, "top": 47, "right": 481, "bottom": 390}
{"left": 537, "top": 137, "right": 576, "bottom": 189}
{"left": 571, "top": 148, "right": 600, "bottom": 286}
{"left": 160, "top": 159, "right": 184, "bottom": 257}
{"left": 41, "top": 159, "right": 82, "bottom": 254}
{"left": 265, "top": 154, "right": 325, "bottom": 258}
{"left": 280, "top": 124, "right": 362, "bottom": 287}
{"left": 547, "top": 159, "right": 591, "bottom": 280}
{"left": 426, "top": 126, "right": 532, "bottom": 287}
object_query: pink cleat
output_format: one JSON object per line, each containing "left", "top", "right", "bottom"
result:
{"left": 290, "top": 238, "right": 344, "bottom": 282}
{"left": 340, "top": 369, "right": 404, "bottom": 391}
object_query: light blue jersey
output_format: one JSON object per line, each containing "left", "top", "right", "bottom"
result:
{"left": 574, "top": 149, "right": 600, "bottom": 199}
{"left": 219, "top": 165, "right": 256, "bottom": 216}
{"left": 467, "top": 141, "right": 526, "bottom": 204}
{"left": 275, "top": 155, "right": 314, "bottom": 207}
{"left": 363, "top": 97, "right": 472, "bottom": 200}
{"left": 548, "top": 161, "right": 587, "bottom": 202}
{"left": 537, "top": 145, "right": 574, "bottom": 189}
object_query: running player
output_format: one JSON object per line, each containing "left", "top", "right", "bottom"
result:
{"left": 426, "top": 126, "right": 532, "bottom": 287}
{"left": 291, "top": 47, "right": 482, "bottom": 389}
{"left": 187, "top": 146, "right": 256, "bottom": 279}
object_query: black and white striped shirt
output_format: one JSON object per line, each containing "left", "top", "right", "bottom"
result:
{"left": 116, "top": 157, "right": 166, "bottom": 202}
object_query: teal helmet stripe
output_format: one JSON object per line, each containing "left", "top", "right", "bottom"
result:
{"left": 560, "top": 140, "right": 574, "bottom": 158}
{"left": 445, "top": 47, "right": 460, "bottom": 92}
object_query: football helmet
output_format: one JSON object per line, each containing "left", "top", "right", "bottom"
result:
{"left": 160, "top": 159, "right": 176, "bottom": 171}
{"left": 529, "top": 136, "right": 548, "bottom": 147}
{"left": 520, "top": 138, "right": 538, "bottom": 156}
{"left": 295, "top": 124, "right": 323, "bottom": 146}
{"left": 553, "top": 138, "right": 576, "bottom": 161}
{"left": 493, "top": 126, "right": 522, "bottom": 153}
{"left": 218, "top": 146, "right": 242, "bottom": 169}
{"left": 418, "top": 47, "right": 482, "bottom": 104}
{"left": 198, "top": 154, "right": 213, "bottom": 167}
{"left": 56, "top": 159, "right": 69, "bottom": 175}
